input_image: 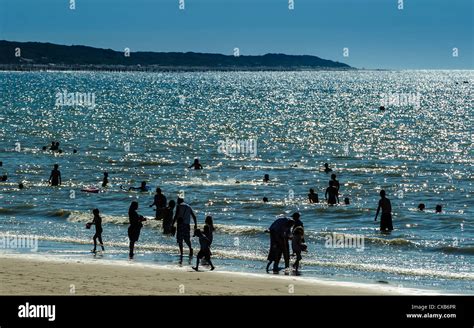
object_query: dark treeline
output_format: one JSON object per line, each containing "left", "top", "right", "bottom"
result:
{"left": 0, "top": 40, "right": 353, "bottom": 71}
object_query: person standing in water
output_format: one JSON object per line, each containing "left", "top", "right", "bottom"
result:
{"left": 192, "top": 227, "right": 215, "bottom": 271}
{"left": 188, "top": 158, "right": 203, "bottom": 170}
{"left": 291, "top": 226, "right": 306, "bottom": 272}
{"left": 149, "top": 188, "right": 167, "bottom": 220}
{"left": 172, "top": 198, "right": 198, "bottom": 257}
{"left": 48, "top": 164, "right": 61, "bottom": 186}
{"left": 204, "top": 215, "right": 215, "bottom": 244}
{"left": 263, "top": 174, "right": 270, "bottom": 183}
{"left": 308, "top": 188, "right": 319, "bottom": 203}
{"left": 102, "top": 172, "right": 109, "bottom": 188}
{"left": 374, "top": 190, "right": 393, "bottom": 233}
{"left": 128, "top": 201, "right": 146, "bottom": 259}
{"left": 325, "top": 180, "right": 339, "bottom": 205}
{"left": 162, "top": 200, "right": 176, "bottom": 235}
{"left": 330, "top": 174, "right": 340, "bottom": 193}
{"left": 266, "top": 216, "right": 294, "bottom": 273}
{"left": 87, "top": 208, "right": 104, "bottom": 254}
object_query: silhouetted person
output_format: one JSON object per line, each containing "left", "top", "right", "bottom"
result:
{"left": 374, "top": 190, "right": 393, "bottom": 233}
{"left": 162, "top": 200, "right": 176, "bottom": 235}
{"left": 18, "top": 183, "right": 24, "bottom": 190}
{"left": 188, "top": 158, "right": 203, "bottom": 170}
{"left": 330, "top": 173, "right": 340, "bottom": 192}
{"left": 263, "top": 174, "right": 270, "bottom": 183}
{"left": 379, "top": 106, "right": 386, "bottom": 111}
{"left": 73, "top": 149, "right": 77, "bottom": 154}
{"left": 49, "top": 141, "right": 57, "bottom": 151}
{"left": 291, "top": 212, "right": 305, "bottom": 256}
{"left": 418, "top": 203, "right": 425, "bottom": 211}
{"left": 344, "top": 197, "right": 350, "bottom": 205}
{"left": 128, "top": 201, "right": 146, "bottom": 259}
{"left": 0, "top": 161, "right": 2, "bottom": 166}
{"left": 292, "top": 226, "right": 306, "bottom": 272}
{"left": 129, "top": 181, "right": 148, "bottom": 192}
{"left": 102, "top": 172, "right": 109, "bottom": 188}
{"left": 266, "top": 216, "right": 294, "bottom": 273}
{"left": 263, "top": 197, "right": 269, "bottom": 203}
{"left": 435, "top": 205, "right": 442, "bottom": 213}
{"left": 172, "top": 198, "right": 197, "bottom": 257}
{"left": 308, "top": 188, "right": 319, "bottom": 203}
{"left": 149, "top": 187, "right": 167, "bottom": 220}
{"left": 192, "top": 227, "right": 215, "bottom": 271}
{"left": 291, "top": 212, "right": 303, "bottom": 230}
{"left": 323, "top": 163, "right": 332, "bottom": 173}
{"left": 42, "top": 146, "right": 47, "bottom": 151}
{"left": 48, "top": 164, "right": 61, "bottom": 186}
{"left": 325, "top": 180, "right": 339, "bottom": 205}
{"left": 87, "top": 208, "right": 104, "bottom": 254}
{"left": 204, "top": 215, "right": 215, "bottom": 244}
{"left": 1, "top": 175, "right": 7, "bottom": 182}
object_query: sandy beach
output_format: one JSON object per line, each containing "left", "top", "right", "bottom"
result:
{"left": 0, "top": 253, "right": 441, "bottom": 296}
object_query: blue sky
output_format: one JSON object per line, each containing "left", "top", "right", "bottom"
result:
{"left": 0, "top": 0, "right": 472, "bottom": 69}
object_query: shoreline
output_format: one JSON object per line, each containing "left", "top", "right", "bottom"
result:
{"left": 0, "top": 253, "right": 449, "bottom": 296}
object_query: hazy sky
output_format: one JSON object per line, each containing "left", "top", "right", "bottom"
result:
{"left": 0, "top": 0, "right": 472, "bottom": 69}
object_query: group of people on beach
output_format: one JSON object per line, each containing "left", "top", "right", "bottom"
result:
{"left": 1, "top": 143, "right": 447, "bottom": 273}
{"left": 86, "top": 193, "right": 215, "bottom": 271}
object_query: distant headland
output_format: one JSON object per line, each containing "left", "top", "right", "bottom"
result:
{"left": 0, "top": 40, "right": 353, "bottom": 72}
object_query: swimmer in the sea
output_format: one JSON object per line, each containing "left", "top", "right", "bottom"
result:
{"left": 102, "top": 172, "right": 109, "bottom": 188}
{"left": 263, "top": 174, "right": 270, "bottom": 183}
{"left": 323, "top": 163, "right": 332, "bottom": 173}
{"left": 128, "top": 181, "right": 148, "bottom": 192}
{"left": 48, "top": 164, "right": 61, "bottom": 186}
{"left": 418, "top": 203, "right": 425, "bottom": 211}
{"left": 49, "top": 141, "right": 57, "bottom": 151}
{"left": 308, "top": 188, "right": 319, "bottom": 203}
{"left": 263, "top": 197, "right": 269, "bottom": 203}
{"left": 435, "top": 204, "right": 442, "bottom": 213}
{"left": 188, "top": 158, "right": 203, "bottom": 170}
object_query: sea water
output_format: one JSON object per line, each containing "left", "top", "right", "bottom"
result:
{"left": 0, "top": 70, "right": 472, "bottom": 293}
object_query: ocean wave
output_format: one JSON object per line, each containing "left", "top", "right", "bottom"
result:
{"left": 435, "top": 246, "right": 474, "bottom": 255}
{"left": 0, "top": 204, "right": 36, "bottom": 214}
{"left": 65, "top": 210, "right": 265, "bottom": 234}
{"left": 47, "top": 209, "right": 72, "bottom": 218}
{"left": 65, "top": 210, "right": 422, "bottom": 245}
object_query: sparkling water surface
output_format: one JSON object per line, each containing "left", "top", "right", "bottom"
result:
{"left": 0, "top": 70, "right": 472, "bottom": 293}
